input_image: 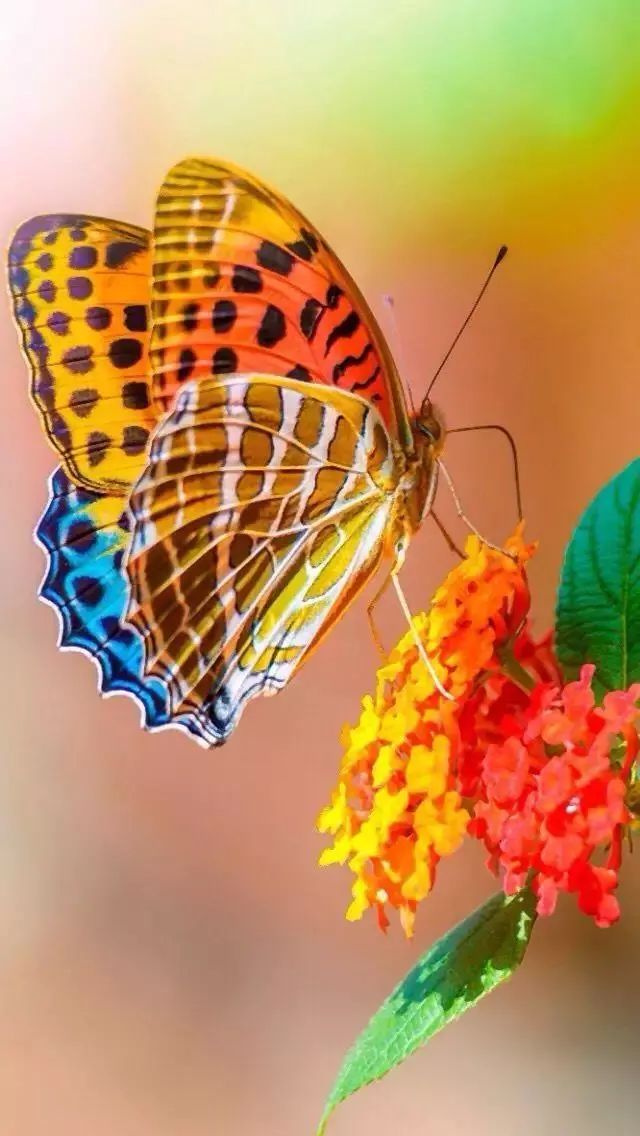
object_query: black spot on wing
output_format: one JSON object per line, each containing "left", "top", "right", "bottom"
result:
{"left": 69, "top": 246, "right": 97, "bottom": 270}
{"left": 332, "top": 343, "right": 373, "bottom": 383}
{"left": 287, "top": 365, "right": 311, "bottom": 382}
{"left": 300, "top": 227, "right": 319, "bottom": 252}
{"left": 105, "top": 240, "right": 141, "bottom": 268}
{"left": 257, "top": 305, "right": 286, "bottom": 348}
{"left": 109, "top": 338, "right": 143, "bottom": 369}
{"left": 69, "top": 388, "right": 99, "bottom": 417}
{"left": 86, "top": 306, "right": 111, "bottom": 331}
{"left": 352, "top": 366, "right": 381, "bottom": 392}
{"left": 212, "top": 299, "right": 236, "bottom": 333}
{"left": 75, "top": 575, "right": 105, "bottom": 607}
{"left": 182, "top": 302, "right": 200, "bottom": 332}
{"left": 232, "top": 265, "right": 262, "bottom": 293}
{"left": 38, "top": 280, "right": 58, "bottom": 304}
{"left": 47, "top": 311, "right": 70, "bottom": 335}
{"left": 300, "top": 298, "right": 322, "bottom": 340}
{"left": 123, "top": 304, "right": 148, "bottom": 332}
{"left": 286, "top": 238, "right": 313, "bottom": 262}
{"left": 62, "top": 345, "right": 94, "bottom": 374}
{"left": 121, "top": 425, "right": 150, "bottom": 456}
{"left": 256, "top": 240, "right": 293, "bottom": 276}
{"left": 122, "top": 381, "right": 151, "bottom": 410}
{"left": 325, "top": 311, "right": 360, "bottom": 355}
{"left": 66, "top": 520, "right": 97, "bottom": 552}
{"left": 87, "top": 431, "right": 110, "bottom": 466}
{"left": 178, "top": 348, "right": 196, "bottom": 382}
{"left": 212, "top": 347, "right": 238, "bottom": 374}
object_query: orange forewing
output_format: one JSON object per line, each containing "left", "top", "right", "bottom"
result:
{"left": 150, "top": 158, "right": 412, "bottom": 447}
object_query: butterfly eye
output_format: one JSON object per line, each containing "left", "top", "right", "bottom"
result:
{"left": 418, "top": 421, "right": 440, "bottom": 444}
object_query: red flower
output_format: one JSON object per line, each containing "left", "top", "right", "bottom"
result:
{"left": 470, "top": 665, "right": 639, "bottom": 927}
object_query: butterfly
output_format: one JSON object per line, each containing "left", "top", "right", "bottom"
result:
{"left": 8, "top": 158, "right": 447, "bottom": 746}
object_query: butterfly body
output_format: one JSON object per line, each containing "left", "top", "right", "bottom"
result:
{"left": 383, "top": 399, "right": 445, "bottom": 565}
{"left": 9, "top": 158, "right": 447, "bottom": 745}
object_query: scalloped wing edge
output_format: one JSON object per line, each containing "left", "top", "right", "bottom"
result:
{"left": 34, "top": 466, "right": 212, "bottom": 748}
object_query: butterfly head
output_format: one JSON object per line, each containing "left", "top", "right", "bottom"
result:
{"left": 415, "top": 396, "right": 446, "bottom": 457}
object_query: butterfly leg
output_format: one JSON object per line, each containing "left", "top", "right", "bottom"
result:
{"left": 367, "top": 570, "right": 394, "bottom": 658}
{"left": 391, "top": 573, "right": 453, "bottom": 700}
{"left": 437, "top": 459, "right": 517, "bottom": 560}
{"left": 431, "top": 510, "right": 464, "bottom": 559}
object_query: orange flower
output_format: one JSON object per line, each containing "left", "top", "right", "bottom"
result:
{"left": 317, "top": 528, "right": 535, "bottom": 937}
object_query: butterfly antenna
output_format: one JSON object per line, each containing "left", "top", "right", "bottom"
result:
{"left": 383, "top": 293, "right": 417, "bottom": 416}
{"left": 447, "top": 423, "right": 523, "bottom": 521}
{"left": 426, "top": 245, "right": 508, "bottom": 400}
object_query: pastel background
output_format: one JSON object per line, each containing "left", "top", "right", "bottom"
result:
{"left": 1, "top": 2, "right": 639, "bottom": 1133}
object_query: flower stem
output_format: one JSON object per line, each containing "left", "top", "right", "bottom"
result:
{"left": 496, "top": 645, "right": 537, "bottom": 693}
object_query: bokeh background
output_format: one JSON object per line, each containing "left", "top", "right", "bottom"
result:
{"left": 1, "top": 2, "right": 639, "bottom": 1133}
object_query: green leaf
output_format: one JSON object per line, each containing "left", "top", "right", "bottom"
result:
{"left": 556, "top": 458, "right": 640, "bottom": 697}
{"left": 318, "top": 888, "right": 537, "bottom": 1134}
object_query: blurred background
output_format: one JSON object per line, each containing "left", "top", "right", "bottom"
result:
{"left": 1, "top": 1, "right": 639, "bottom": 1132}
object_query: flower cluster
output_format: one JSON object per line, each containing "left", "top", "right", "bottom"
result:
{"left": 318, "top": 530, "right": 640, "bottom": 936}
{"left": 472, "top": 665, "right": 638, "bottom": 926}
{"left": 318, "top": 530, "right": 535, "bottom": 937}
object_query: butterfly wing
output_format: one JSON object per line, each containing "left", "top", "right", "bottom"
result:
{"left": 150, "top": 158, "right": 412, "bottom": 447}
{"left": 35, "top": 467, "right": 211, "bottom": 741}
{"left": 36, "top": 466, "right": 169, "bottom": 723}
{"left": 8, "top": 214, "right": 155, "bottom": 492}
{"left": 125, "top": 374, "right": 398, "bottom": 744}
{"left": 11, "top": 163, "right": 408, "bottom": 746}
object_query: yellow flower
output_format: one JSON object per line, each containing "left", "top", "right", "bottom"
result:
{"left": 405, "top": 737, "right": 450, "bottom": 796}
{"left": 318, "top": 832, "right": 352, "bottom": 867}
{"left": 372, "top": 744, "right": 402, "bottom": 788}
{"left": 317, "top": 781, "right": 348, "bottom": 836}
{"left": 348, "top": 694, "right": 380, "bottom": 752}
{"left": 346, "top": 876, "right": 370, "bottom": 922}
{"left": 415, "top": 792, "right": 469, "bottom": 857}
